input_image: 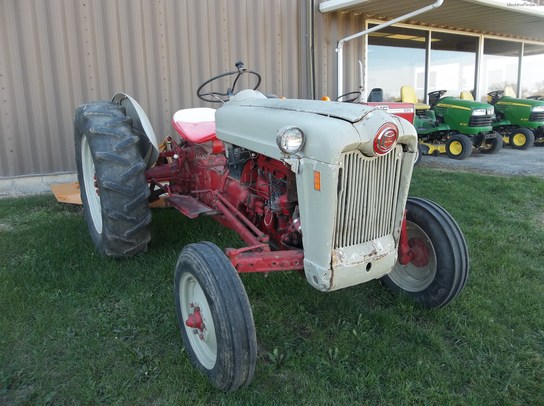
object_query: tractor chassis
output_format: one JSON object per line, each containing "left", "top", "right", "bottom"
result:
{"left": 145, "top": 137, "right": 426, "bottom": 276}
{"left": 145, "top": 138, "right": 305, "bottom": 275}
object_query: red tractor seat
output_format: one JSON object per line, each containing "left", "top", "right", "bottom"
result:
{"left": 172, "top": 107, "right": 217, "bottom": 143}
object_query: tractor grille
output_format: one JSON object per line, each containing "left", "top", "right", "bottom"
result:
{"left": 334, "top": 146, "right": 403, "bottom": 249}
{"left": 469, "top": 115, "right": 493, "bottom": 127}
{"left": 530, "top": 111, "right": 544, "bottom": 122}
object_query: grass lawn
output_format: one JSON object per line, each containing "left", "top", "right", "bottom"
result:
{"left": 1, "top": 168, "right": 543, "bottom": 404}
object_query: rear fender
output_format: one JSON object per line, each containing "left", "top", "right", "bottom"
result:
{"left": 112, "top": 93, "right": 160, "bottom": 169}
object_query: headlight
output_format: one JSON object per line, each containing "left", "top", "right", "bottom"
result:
{"left": 276, "top": 126, "right": 305, "bottom": 154}
{"left": 532, "top": 105, "right": 544, "bottom": 113}
{"left": 487, "top": 107, "right": 494, "bottom": 115}
{"left": 472, "top": 108, "right": 487, "bottom": 116}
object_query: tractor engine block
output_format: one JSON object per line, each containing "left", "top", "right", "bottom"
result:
{"left": 235, "top": 154, "right": 301, "bottom": 249}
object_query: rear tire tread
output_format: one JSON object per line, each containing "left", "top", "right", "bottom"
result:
{"left": 75, "top": 101, "right": 152, "bottom": 258}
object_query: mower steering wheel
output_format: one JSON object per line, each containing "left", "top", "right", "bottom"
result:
{"left": 487, "top": 90, "right": 504, "bottom": 98}
{"left": 337, "top": 91, "right": 362, "bottom": 103}
{"left": 197, "top": 61, "right": 262, "bottom": 103}
{"left": 428, "top": 89, "right": 447, "bottom": 98}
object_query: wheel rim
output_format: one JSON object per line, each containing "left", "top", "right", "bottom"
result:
{"left": 390, "top": 222, "right": 437, "bottom": 292}
{"left": 179, "top": 273, "right": 217, "bottom": 370}
{"left": 81, "top": 135, "right": 102, "bottom": 234}
{"left": 512, "top": 133, "right": 526, "bottom": 147}
{"left": 449, "top": 140, "right": 463, "bottom": 155}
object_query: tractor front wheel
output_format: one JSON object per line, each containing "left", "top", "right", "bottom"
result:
{"left": 382, "top": 198, "right": 469, "bottom": 308}
{"left": 479, "top": 132, "right": 503, "bottom": 154}
{"left": 74, "top": 101, "right": 151, "bottom": 257}
{"left": 445, "top": 134, "right": 472, "bottom": 160}
{"left": 174, "top": 242, "right": 257, "bottom": 391}
{"left": 508, "top": 128, "right": 534, "bottom": 150}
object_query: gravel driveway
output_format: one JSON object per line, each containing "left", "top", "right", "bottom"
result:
{"left": 419, "top": 146, "right": 544, "bottom": 177}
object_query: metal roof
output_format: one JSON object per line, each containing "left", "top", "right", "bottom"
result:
{"left": 319, "top": 0, "right": 544, "bottom": 42}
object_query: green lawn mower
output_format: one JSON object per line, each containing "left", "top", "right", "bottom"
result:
{"left": 484, "top": 87, "right": 544, "bottom": 149}
{"left": 402, "top": 87, "right": 502, "bottom": 160}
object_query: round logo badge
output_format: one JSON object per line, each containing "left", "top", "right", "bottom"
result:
{"left": 374, "top": 123, "right": 398, "bottom": 155}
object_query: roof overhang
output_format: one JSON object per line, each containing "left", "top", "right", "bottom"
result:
{"left": 319, "top": 0, "right": 544, "bottom": 42}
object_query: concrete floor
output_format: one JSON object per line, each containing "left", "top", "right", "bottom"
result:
{"left": 0, "top": 172, "right": 77, "bottom": 198}
{"left": 419, "top": 145, "right": 544, "bottom": 178}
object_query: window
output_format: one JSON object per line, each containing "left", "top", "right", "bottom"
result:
{"left": 430, "top": 32, "right": 477, "bottom": 99}
{"left": 521, "top": 44, "right": 544, "bottom": 98}
{"left": 365, "top": 22, "right": 543, "bottom": 103}
{"left": 367, "top": 25, "right": 427, "bottom": 102}
{"left": 479, "top": 39, "right": 521, "bottom": 100}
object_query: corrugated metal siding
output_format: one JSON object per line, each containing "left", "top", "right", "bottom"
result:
{"left": 0, "top": 0, "right": 304, "bottom": 177}
{"left": 313, "top": 7, "right": 367, "bottom": 99}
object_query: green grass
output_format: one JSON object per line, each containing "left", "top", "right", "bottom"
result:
{"left": 1, "top": 168, "right": 543, "bottom": 405}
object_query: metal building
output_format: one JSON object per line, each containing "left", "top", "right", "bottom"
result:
{"left": 1, "top": 0, "right": 543, "bottom": 189}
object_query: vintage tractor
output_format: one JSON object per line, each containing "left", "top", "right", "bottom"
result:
{"left": 485, "top": 87, "right": 544, "bottom": 148}
{"left": 74, "top": 62, "right": 469, "bottom": 391}
{"left": 402, "top": 87, "right": 502, "bottom": 160}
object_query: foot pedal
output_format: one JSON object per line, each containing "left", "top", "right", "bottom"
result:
{"left": 165, "top": 195, "right": 215, "bottom": 219}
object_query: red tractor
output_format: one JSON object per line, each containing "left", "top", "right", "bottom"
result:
{"left": 75, "top": 62, "right": 469, "bottom": 391}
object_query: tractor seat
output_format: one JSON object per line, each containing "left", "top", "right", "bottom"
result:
{"left": 172, "top": 107, "right": 216, "bottom": 143}
{"left": 401, "top": 85, "right": 430, "bottom": 111}
{"left": 368, "top": 88, "right": 383, "bottom": 102}
{"left": 459, "top": 91, "right": 474, "bottom": 101}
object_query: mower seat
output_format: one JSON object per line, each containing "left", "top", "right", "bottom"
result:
{"left": 401, "top": 85, "right": 430, "bottom": 110}
{"left": 459, "top": 91, "right": 474, "bottom": 101}
{"left": 172, "top": 107, "right": 217, "bottom": 143}
{"left": 504, "top": 86, "right": 516, "bottom": 97}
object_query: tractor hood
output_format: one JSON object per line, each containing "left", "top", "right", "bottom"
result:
{"left": 494, "top": 96, "right": 544, "bottom": 126}
{"left": 215, "top": 90, "right": 417, "bottom": 164}
{"left": 496, "top": 96, "right": 544, "bottom": 110}
{"left": 436, "top": 97, "right": 491, "bottom": 111}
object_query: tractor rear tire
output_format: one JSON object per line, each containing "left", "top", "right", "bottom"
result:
{"left": 381, "top": 197, "right": 469, "bottom": 308}
{"left": 75, "top": 101, "right": 151, "bottom": 258}
{"left": 445, "top": 134, "right": 472, "bottom": 160}
{"left": 479, "top": 132, "right": 503, "bottom": 154}
{"left": 508, "top": 128, "right": 534, "bottom": 150}
{"left": 174, "top": 242, "right": 257, "bottom": 391}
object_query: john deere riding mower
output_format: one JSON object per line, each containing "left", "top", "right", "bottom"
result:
{"left": 401, "top": 86, "right": 502, "bottom": 160}
{"left": 483, "top": 87, "right": 544, "bottom": 148}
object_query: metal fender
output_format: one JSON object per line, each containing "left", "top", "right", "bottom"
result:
{"left": 111, "top": 92, "right": 160, "bottom": 169}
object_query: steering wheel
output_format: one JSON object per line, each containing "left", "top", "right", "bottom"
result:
{"left": 428, "top": 89, "right": 447, "bottom": 98}
{"left": 428, "top": 89, "right": 447, "bottom": 107}
{"left": 487, "top": 90, "right": 504, "bottom": 104}
{"left": 197, "top": 61, "right": 262, "bottom": 103}
{"left": 336, "top": 91, "right": 362, "bottom": 103}
{"left": 487, "top": 90, "right": 504, "bottom": 98}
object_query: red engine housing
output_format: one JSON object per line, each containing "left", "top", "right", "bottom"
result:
{"left": 147, "top": 141, "right": 302, "bottom": 253}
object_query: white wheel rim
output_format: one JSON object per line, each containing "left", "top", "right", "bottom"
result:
{"left": 179, "top": 273, "right": 217, "bottom": 370}
{"left": 391, "top": 222, "right": 437, "bottom": 292}
{"left": 81, "top": 135, "right": 102, "bottom": 234}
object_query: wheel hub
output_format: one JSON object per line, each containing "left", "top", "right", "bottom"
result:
{"left": 512, "top": 133, "right": 525, "bottom": 146}
{"left": 409, "top": 238, "right": 430, "bottom": 267}
{"left": 449, "top": 140, "right": 462, "bottom": 155}
{"left": 185, "top": 305, "right": 206, "bottom": 340}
